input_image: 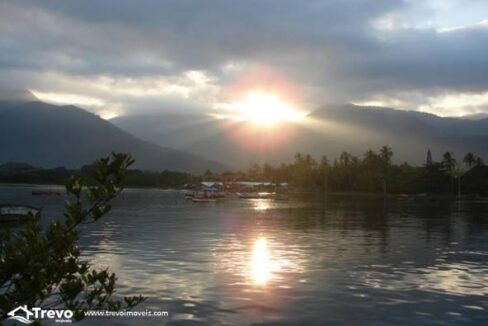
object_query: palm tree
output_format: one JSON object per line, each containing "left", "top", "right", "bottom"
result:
{"left": 463, "top": 152, "right": 476, "bottom": 169}
{"left": 363, "top": 149, "right": 379, "bottom": 168}
{"left": 319, "top": 156, "right": 329, "bottom": 193}
{"left": 475, "top": 156, "right": 484, "bottom": 166}
{"left": 379, "top": 145, "right": 393, "bottom": 195}
{"left": 426, "top": 149, "right": 433, "bottom": 166}
{"left": 339, "top": 151, "right": 351, "bottom": 167}
{"left": 379, "top": 145, "right": 393, "bottom": 166}
{"left": 442, "top": 152, "right": 456, "bottom": 172}
{"left": 442, "top": 152, "right": 457, "bottom": 194}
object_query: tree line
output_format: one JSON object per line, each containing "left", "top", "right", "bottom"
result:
{"left": 0, "top": 163, "right": 192, "bottom": 188}
{"left": 207, "top": 147, "right": 486, "bottom": 195}
{"left": 1, "top": 147, "right": 485, "bottom": 195}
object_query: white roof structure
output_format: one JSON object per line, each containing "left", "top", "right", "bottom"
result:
{"left": 235, "top": 181, "right": 288, "bottom": 187}
{"left": 201, "top": 182, "right": 223, "bottom": 188}
{"left": 200, "top": 181, "right": 288, "bottom": 188}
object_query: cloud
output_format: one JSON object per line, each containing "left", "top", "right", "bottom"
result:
{"left": 419, "top": 91, "right": 488, "bottom": 116}
{"left": 0, "top": 0, "right": 487, "bottom": 117}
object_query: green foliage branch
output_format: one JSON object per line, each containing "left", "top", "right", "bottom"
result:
{"left": 0, "top": 153, "right": 144, "bottom": 324}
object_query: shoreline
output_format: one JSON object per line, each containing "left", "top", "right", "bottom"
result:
{"left": 1, "top": 182, "right": 486, "bottom": 199}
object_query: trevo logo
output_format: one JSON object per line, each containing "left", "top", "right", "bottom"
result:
{"left": 7, "top": 305, "right": 74, "bottom": 324}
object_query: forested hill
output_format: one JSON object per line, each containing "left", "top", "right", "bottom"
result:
{"left": 112, "top": 104, "right": 488, "bottom": 168}
{"left": 0, "top": 99, "right": 226, "bottom": 173}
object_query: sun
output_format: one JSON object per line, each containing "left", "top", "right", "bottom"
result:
{"left": 219, "top": 91, "right": 306, "bottom": 126}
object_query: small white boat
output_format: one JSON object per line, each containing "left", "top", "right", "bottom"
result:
{"left": 192, "top": 191, "right": 219, "bottom": 203}
{"left": 181, "top": 189, "right": 196, "bottom": 199}
{"left": 0, "top": 205, "right": 40, "bottom": 223}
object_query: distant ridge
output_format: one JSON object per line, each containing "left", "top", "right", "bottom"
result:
{"left": 112, "top": 104, "right": 488, "bottom": 167}
{"left": 458, "top": 112, "right": 488, "bottom": 120}
{"left": 0, "top": 162, "right": 40, "bottom": 172}
{"left": 0, "top": 89, "right": 37, "bottom": 103}
{"left": 0, "top": 98, "right": 226, "bottom": 173}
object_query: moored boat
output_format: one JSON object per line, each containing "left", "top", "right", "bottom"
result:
{"left": 192, "top": 190, "right": 220, "bottom": 202}
{"left": 192, "top": 197, "right": 217, "bottom": 203}
{"left": 32, "top": 190, "right": 61, "bottom": 196}
{"left": 182, "top": 190, "right": 196, "bottom": 199}
{"left": 0, "top": 205, "right": 40, "bottom": 223}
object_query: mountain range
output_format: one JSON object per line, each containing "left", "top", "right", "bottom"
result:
{"left": 112, "top": 104, "right": 488, "bottom": 168}
{"left": 0, "top": 92, "right": 225, "bottom": 173}
{"left": 1, "top": 89, "right": 487, "bottom": 173}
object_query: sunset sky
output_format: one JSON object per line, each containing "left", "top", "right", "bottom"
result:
{"left": 1, "top": 0, "right": 487, "bottom": 119}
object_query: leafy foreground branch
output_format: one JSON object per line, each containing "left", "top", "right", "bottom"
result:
{"left": 0, "top": 153, "right": 145, "bottom": 324}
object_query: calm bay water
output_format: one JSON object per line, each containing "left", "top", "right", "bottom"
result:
{"left": 1, "top": 185, "right": 487, "bottom": 325}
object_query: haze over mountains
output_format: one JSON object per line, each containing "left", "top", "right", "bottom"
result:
{"left": 0, "top": 91, "right": 225, "bottom": 173}
{"left": 1, "top": 90, "right": 487, "bottom": 172}
{"left": 112, "top": 105, "right": 488, "bottom": 168}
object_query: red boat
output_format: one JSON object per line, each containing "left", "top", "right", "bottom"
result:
{"left": 32, "top": 190, "right": 61, "bottom": 196}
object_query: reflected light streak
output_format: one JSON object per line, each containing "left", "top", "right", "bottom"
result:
{"left": 253, "top": 199, "right": 271, "bottom": 211}
{"left": 250, "top": 237, "right": 273, "bottom": 285}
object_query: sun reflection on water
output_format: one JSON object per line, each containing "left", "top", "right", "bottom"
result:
{"left": 250, "top": 237, "right": 283, "bottom": 286}
{"left": 253, "top": 199, "right": 271, "bottom": 211}
{"left": 251, "top": 238, "right": 271, "bottom": 285}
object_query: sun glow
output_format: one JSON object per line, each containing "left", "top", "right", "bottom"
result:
{"left": 217, "top": 91, "right": 305, "bottom": 126}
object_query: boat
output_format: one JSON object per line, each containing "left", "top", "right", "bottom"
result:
{"left": 192, "top": 191, "right": 219, "bottom": 202}
{"left": 237, "top": 192, "right": 258, "bottom": 199}
{"left": 210, "top": 191, "right": 226, "bottom": 198}
{"left": 32, "top": 190, "right": 61, "bottom": 196}
{"left": 237, "top": 192, "right": 275, "bottom": 199}
{"left": 0, "top": 205, "right": 40, "bottom": 223}
{"left": 182, "top": 190, "right": 196, "bottom": 199}
{"left": 192, "top": 197, "right": 217, "bottom": 203}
